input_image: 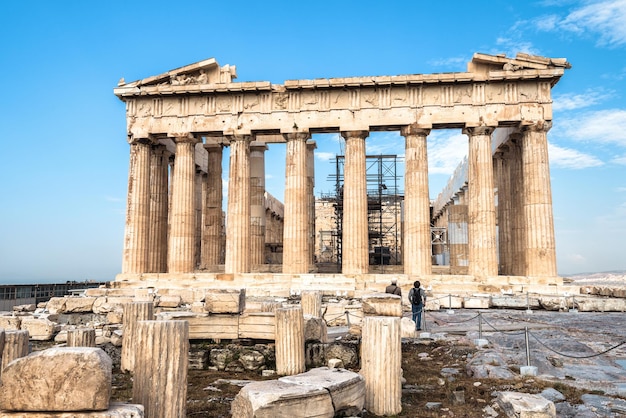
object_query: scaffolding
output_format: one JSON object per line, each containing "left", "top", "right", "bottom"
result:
{"left": 320, "top": 155, "right": 403, "bottom": 267}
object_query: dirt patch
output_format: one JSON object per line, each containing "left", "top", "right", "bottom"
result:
{"left": 110, "top": 338, "right": 589, "bottom": 417}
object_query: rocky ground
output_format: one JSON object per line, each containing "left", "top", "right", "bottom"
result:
{"left": 107, "top": 272, "right": 626, "bottom": 416}
{"left": 106, "top": 308, "right": 626, "bottom": 417}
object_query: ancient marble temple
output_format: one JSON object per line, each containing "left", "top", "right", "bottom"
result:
{"left": 114, "top": 53, "right": 570, "bottom": 283}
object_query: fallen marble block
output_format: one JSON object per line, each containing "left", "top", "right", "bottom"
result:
{"left": 0, "top": 403, "right": 144, "bottom": 417}
{"left": 0, "top": 347, "right": 112, "bottom": 412}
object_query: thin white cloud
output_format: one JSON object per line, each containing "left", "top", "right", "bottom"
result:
{"left": 567, "top": 253, "right": 587, "bottom": 264}
{"left": 427, "top": 132, "right": 468, "bottom": 175}
{"left": 560, "top": 109, "right": 626, "bottom": 146}
{"left": 104, "top": 196, "right": 123, "bottom": 203}
{"left": 612, "top": 154, "right": 626, "bottom": 164}
{"left": 552, "top": 89, "right": 613, "bottom": 111}
{"left": 365, "top": 132, "right": 404, "bottom": 156}
{"left": 315, "top": 151, "right": 337, "bottom": 162}
{"left": 494, "top": 37, "right": 540, "bottom": 56}
{"left": 539, "top": 0, "right": 626, "bottom": 47}
{"left": 428, "top": 56, "right": 468, "bottom": 69}
{"left": 548, "top": 143, "right": 604, "bottom": 168}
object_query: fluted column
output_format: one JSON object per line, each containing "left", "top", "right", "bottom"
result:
{"left": 275, "top": 307, "right": 305, "bottom": 375}
{"left": 361, "top": 316, "right": 402, "bottom": 415}
{"left": 133, "top": 320, "right": 189, "bottom": 418}
{"left": 301, "top": 290, "right": 322, "bottom": 317}
{"left": 167, "top": 135, "right": 199, "bottom": 273}
{"left": 306, "top": 140, "right": 317, "bottom": 265}
{"left": 250, "top": 142, "right": 268, "bottom": 267}
{"left": 201, "top": 144, "right": 223, "bottom": 269}
{"left": 147, "top": 144, "right": 169, "bottom": 273}
{"left": 1, "top": 330, "right": 29, "bottom": 373}
{"left": 521, "top": 122, "right": 557, "bottom": 277}
{"left": 121, "top": 302, "right": 155, "bottom": 372}
{"left": 341, "top": 130, "right": 369, "bottom": 274}
{"left": 66, "top": 328, "right": 96, "bottom": 347}
{"left": 509, "top": 135, "right": 526, "bottom": 276}
{"left": 122, "top": 139, "right": 151, "bottom": 274}
{"left": 464, "top": 126, "right": 498, "bottom": 276}
{"left": 448, "top": 203, "right": 469, "bottom": 274}
{"left": 194, "top": 168, "right": 203, "bottom": 269}
{"left": 225, "top": 135, "right": 252, "bottom": 274}
{"left": 283, "top": 132, "right": 311, "bottom": 274}
{"left": 495, "top": 148, "right": 513, "bottom": 275}
{"left": 401, "top": 125, "right": 432, "bottom": 276}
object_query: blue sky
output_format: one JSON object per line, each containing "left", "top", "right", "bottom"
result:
{"left": 1, "top": 0, "right": 625, "bottom": 283}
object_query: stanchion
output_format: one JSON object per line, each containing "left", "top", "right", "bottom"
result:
{"left": 520, "top": 326, "right": 537, "bottom": 376}
{"left": 447, "top": 294, "right": 454, "bottom": 315}
{"left": 570, "top": 295, "right": 578, "bottom": 313}
{"left": 525, "top": 292, "right": 533, "bottom": 315}
{"left": 473, "top": 313, "right": 488, "bottom": 347}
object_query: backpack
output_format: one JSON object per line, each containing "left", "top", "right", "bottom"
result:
{"left": 408, "top": 288, "right": 424, "bottom": 305}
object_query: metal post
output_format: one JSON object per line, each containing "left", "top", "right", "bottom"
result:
{"left": 478, "top": 313, "right": 482, "bottom": 340}
{"left": 525, "top": 292, "right": 532, "bottom": 314}
{"left": 345, "top": 311, "right": 351, "bottom": 327}
{"left": 447, "top": 294, "right": 454, "bottom": 314}
{"left": 524, "top": 326, "right": 531, "bottom": 367}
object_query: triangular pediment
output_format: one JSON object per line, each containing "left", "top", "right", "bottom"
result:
{"left": 117, "top": 58, "right": 237, "bottom": 88}
{"left": 469, "top": 52, "right": 571, "bottom": 73}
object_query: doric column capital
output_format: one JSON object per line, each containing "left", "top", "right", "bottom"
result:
{"left": 170, "top": 133, "right": 200, "bottom": 144}
{"left": 129, "top": 137, "right": 154, "bottom": 146}
{"left": 462, "top": 126, "right": 496, "bottom": 136}
{"left": 282, "top": 132, "right": 311, "bottom": 142}
{"left": 520, "top": 120, "right": 552, "bottom": 133}
{"left": 340, "top": 130, "right": 369, "bottom": 141}
{"left": 306, "top": 139, "right": 317, "bottom": 150}
{"left": 400, "top": 124, "right": 431, "bottom": 137}
{"left": 225, "top": 133, "right": 254, "bottom": 144}
{"left": 203, "top": 142, "right": 223, "bottom": 152}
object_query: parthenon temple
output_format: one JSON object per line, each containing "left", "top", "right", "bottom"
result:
{"left": 113, "top": 52, "right": 571, "bottom": 295}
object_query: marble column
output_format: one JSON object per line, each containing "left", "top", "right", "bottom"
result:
{"left": 250, "top": 142, "right": 268, "bottom": 267}
{"left": 194, "top": 168, "right": 203, "bottom": 269}
{"left": 301, "top": 290, "right": 322, "bottom": 317}
{"left": 361, "top": 316, "right": 402, "bottom": 415}
{"left": 121, "top": 302, "right": 154, "bottom": 373}
{"left": 66, "top": 328, "right": 96, "bottom": 347}
{"left": 341, "top": 130, "right": 369, "bottom": 274}
{"left": 464, "top": 126, "right": 498, "bottom": 277}
{"left": 495, "top": 148, "right": 513, "bottom": 275}
{"left": 167, "top": 135, "right": 199, "bottom": 273}
{"left": 401, "top": 125, "right": 432, "bottom": 276}
{"left": 133, "top": 320, "right": 189, "bottom": 418}
{"left": 122, "top": 139, "right": 151, "bottom": 274}
{"left": 1, "top": 331, "right": 29, "bottom": 374}
{"left": 225, "top": 135, "right": 252, "bottom": 274}
{"left": 147, "top": 144, "right": 169, "bottom": 273}
{"left": 201, "top": 144, "right": 223, "bottom": 269}
{"left": 306, "top": 140, "right": 317, "bottom": 266}
{"left": 509, "top": 135, "right": 526, "bottom": 276}
{"left": 521, "top": 122, "right": 557, "bottom": 277}
{"left": 283, "top": 132, "right": 311, "bottom": 274}
{"left": 448, "top": 203, "right": 469, "bottom": 275}
{"left": 275, "top": 307, "right": 305, "bottom": 376}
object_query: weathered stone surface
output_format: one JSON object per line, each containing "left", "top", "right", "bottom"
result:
{"left": 1, "top": 330, "right": 29, "bottom": 372}
{"left": 304, "top": 315, "right": 327, "bottom": 342}
{"left": 203, "top": 289, "right": 246, "bottom": 314}
{"left": 463, "top": 296, "right": 491, "bottom": 309}
{"left": 64, "top": 297, "right": 97, "bottom": 313}
{"left": 0, "top": 315, "right": 21, "bottom": 331}
{"left": 0, "top": 403, "right": 144, "bottom": 417}
{"left": 20, "top": 317, "right": 58, "bottom": 341}
{"left": 239, "top": 350, "right": 266, "bottom": 371}
{"left": 466, "top": 350, "right": 516, "bottom": 379}
{"left": 496, "top": 391, "right": 556, "bottom": 418}
{"left": 156, "top": 295, "right": 181, "bottom": 308}
{"left": 279, "top": 367, "right": 365, "bottom": 416}
{"left": 210, "top": 348, "right": 234, "bottom": 371}
{"left": 12, "top": 304, "right": 36, "bottom": 312}
{"left": 492, "top": 296, "right": 541, "bottom": 310}
{"left": 0, "top": 347, "right": 112, "bottom": 412}
{"left": 231, "top": 379, "right": 334, "bottom": 418}
{"left": 361, "top": 293, "right": 402, "bottom": 317}
{"left": 67, "top": 328, "right": 96, "bottom": 347}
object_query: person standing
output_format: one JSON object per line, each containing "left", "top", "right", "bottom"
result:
{"left": 408, "top": 280, "right": 426, "bottom": 330}
{"left": 385, "top": 278, "right": 402, "bottom": 296}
